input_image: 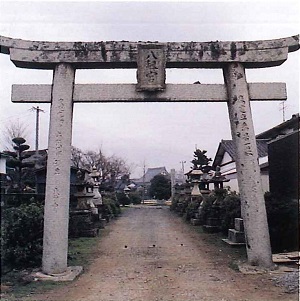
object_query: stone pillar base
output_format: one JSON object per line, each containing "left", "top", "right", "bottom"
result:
{"left": 33, "top": 266, "right": 83, "bottom": 282}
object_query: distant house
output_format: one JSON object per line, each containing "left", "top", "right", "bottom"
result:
{"left": 257, "top": 113, "right": 299, "bottom": 199}
{"left": 35, "top": 166, "right": 85, "bottom": 196}
{"left": 212, "top": 139, "right": 269, "bottom": 192}
{"left": 0, "top": 152, "right": 10, "bottom": 194}
{"left": 133, "top": 166, "right": 169, "bottom": 198}
{"left": 212, "top": 113, "right": 299, "bottom": 195}
{"left": 22, "top": 149, "right": 48, "bottom": 169}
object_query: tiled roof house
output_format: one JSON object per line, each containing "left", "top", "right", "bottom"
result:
{"left": 212, "top": 113, "right": 299, "bottom": 193}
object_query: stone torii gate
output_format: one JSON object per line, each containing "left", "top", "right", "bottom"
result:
{"left": 1, "top": 35, "right": 299, "bottom": 276}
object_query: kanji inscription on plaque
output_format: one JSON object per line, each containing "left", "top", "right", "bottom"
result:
{"left": 136, "top": 44, "right": 166, "bottom": 91}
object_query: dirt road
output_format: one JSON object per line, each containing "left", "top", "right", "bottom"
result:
{"left": 23, "top": 206, "right": 297, "bottom": 301}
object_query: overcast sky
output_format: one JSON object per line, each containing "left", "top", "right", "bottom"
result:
{"left": 0, "top": 0, "right": 299, "bottom": 177}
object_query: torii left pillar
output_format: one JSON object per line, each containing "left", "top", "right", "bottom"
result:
{"left": 42, "top": 63, "right": 75, "bottom": 274}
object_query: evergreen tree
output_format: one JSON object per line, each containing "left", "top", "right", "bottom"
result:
{"left": 191, "top": 148, "right": 212, "bottom": 172}
{"left": 149, "top": 174, "right": 171, "bottom": 200}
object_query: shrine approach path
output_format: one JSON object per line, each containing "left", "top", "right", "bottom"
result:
{"left": 25, "top": 206, "right": 296, "bottom": 301}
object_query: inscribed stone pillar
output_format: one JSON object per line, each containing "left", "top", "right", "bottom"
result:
{"left": 223, "top": 63, "right": 273, "bottom": 268}
{"left": 42, "top": 63, "right": 75, "bottom": 274}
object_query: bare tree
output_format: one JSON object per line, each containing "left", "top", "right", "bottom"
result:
{"left": 1, "top": 120, "right": 29, "bottom": 151}
{"left": 70, "top": 146, "right": 132, "bottom": 188}
{"left": 71, "top": 146, "right": 86, "bottom": 169}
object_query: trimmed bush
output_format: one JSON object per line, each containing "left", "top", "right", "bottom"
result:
{"left": 116, "top": 192, "right": 131, "bottom": 206}
{"left": 129, "top": 191, "right": 142, "bottom": 205}
{"left": 198, "top": 193, "right": 217, "bottom": 224}
{"left": 265, "top": 192, "right": 299, "bottom": 252}
{"left": 219, "top": 193, "right": 241, "bottom": 234}
{"left": 102, "top": 195, "right": 121, "bottom": 218}
{"left": 1, "top": 202, "right": 44, "bottom": 271}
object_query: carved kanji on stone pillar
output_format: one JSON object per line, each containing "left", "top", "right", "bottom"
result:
{"left": 136, "top": 44, "right": 166, "bottom": 91}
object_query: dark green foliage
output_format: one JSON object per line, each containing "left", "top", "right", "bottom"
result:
{"left": 183, "top": 199, "right": 202, "bottom": 221}
{"left": 103, "top": 195, "right": 121, "bottom": 216}
{"left": 4, "top": 137, "right": 35, "bottom": 192}
{"left": 149, "top": 174, "right": 171, "bottom": 200}
{"left": 116, "top": 192, "right": 131, "bottom": 206}
{"left": 265, "top": 192, "right": 299, "bottom": 252}
{"left": 199, "top": 193, "right": 217, "bottom": 224}
{"left": 170, "top": 195, "right": 179, "bottom": 211}
{"left": 191, "top": 148, "right": 212, "bottom": 171}
{"left": 197, "top": 190, "right": 241, "bottom": 232}
{"left": 128, "top": 191, "right": 142, "bottom": 205}
{"left": 1, "top": 202, "right": 44, "bottom": 271}
{"left": 219, "top": 193, "right": 241, "bottom": 234}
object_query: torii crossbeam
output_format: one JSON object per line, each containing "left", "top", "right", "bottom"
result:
{"left": 1, "top": 35, "right": 299, "bottom": 276}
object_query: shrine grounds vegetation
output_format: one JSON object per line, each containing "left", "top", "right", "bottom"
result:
{"left": 171, "top": 189, "right": 298, "bottom": 253}
{"left": 1, "top": 189, "right": 297, "bottom": 278}
{"left": 0, "top": 194, "right": 122, "bottom": 275}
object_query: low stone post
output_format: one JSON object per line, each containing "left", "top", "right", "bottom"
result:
{"left": 223, "top": 62, "right": 273, "bottom": 268}
{"left": 42, "top": 63, "right": 75, "bottom": 274}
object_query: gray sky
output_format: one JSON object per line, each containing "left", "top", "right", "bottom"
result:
{"left": 0, "top": 0, "right": 299, "bottom": 177}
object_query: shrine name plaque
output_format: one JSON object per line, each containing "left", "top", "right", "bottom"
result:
{"left": 136, "top": 44, "right": 166, "bottom": 91}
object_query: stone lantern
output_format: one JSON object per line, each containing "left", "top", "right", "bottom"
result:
{"left": 74, "top": 170, "right": 95, "bottom": 210}
{"left": 188, "top": 169, "right": 203, "bottom": 197}
{"left": 89, "top": 166, "right": 103, "bottom": 207}
{"left": 210, "top": 166, "right": 229, "bottom": 190}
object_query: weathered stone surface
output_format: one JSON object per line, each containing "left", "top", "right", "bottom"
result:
{"left": 11, "top": 83, "right": 287, "bottom": 103}
{"left": 224, "top": 62, "right": 273, "bottom": 268}
{"left": 136, "top": 44, "right": 166, "bottom": 91}
{"left": 42, "top": 63, "right": 75, "bottom": 275}
{"left": 34, "top": 266, "right": 83, "bottom": 281}
{"left": 1, "top": 35, "right": 298, "bottom": 69}
{"left": 228, "top": 229, "right": 245, "bottom": 243}
{"left": 235, "top": 218, "right": 244, "bottom": 232}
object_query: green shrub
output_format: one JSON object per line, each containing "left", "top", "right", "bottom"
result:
{"left": 219, "top": 193, "right": 241, "bottom": 234}
{"left": 170, "top": 195, "right": 179, "bottom": 211}
{"left": 102, "top": 195, "right": 121, "bottom": 217}
{"left": 1, "top": 202, "right": 44, "bottom": 271}
{"left": 116, "top": 192, "right": 131, "bottom": 206}
{"left": 184, "top": 199, "right": 202, "bottom": 221}
{"left": 129, "top": 191, "right": 142, "bottom": 205}
{"left": 199, "top": 193, "right": 217, "bottom": 224}
{"left": 265, "top": 192, "right": 299, "bottom": 252}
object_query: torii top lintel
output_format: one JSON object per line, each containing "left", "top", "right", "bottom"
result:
{"left": 0, "top": 35, "right": 299, "bottom": 70}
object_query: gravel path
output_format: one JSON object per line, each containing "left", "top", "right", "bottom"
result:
{"left": 21, "top": 206, "right": 298, "bottom": 301}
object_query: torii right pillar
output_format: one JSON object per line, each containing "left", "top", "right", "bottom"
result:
{"left": 223, "top": 62, "right": 273, "bottom": 268}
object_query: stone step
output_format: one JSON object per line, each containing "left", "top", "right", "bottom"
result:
{"left": 222, "top": 238, "right": 245, "bottom": 247}
{"left": 228, "top": 229, "right": 245, "bottom": 243}
{"left": 190, "top": 218, "right": 201, "bottom": 226}
{"left": 202, "top": 225, "right": 221, "bottom": 233}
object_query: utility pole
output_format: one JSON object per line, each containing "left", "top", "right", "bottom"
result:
{"left": 279, "top": 101, "right": 287, "bottom": 122}
{"left": 30, "top": 106, "right": 45, "bottom": 155}
{"left": 180, "top": 160, "right": 186, "bottom": 182}
{"left": 142, "top": 160, "right": 146, "bottom": 204}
